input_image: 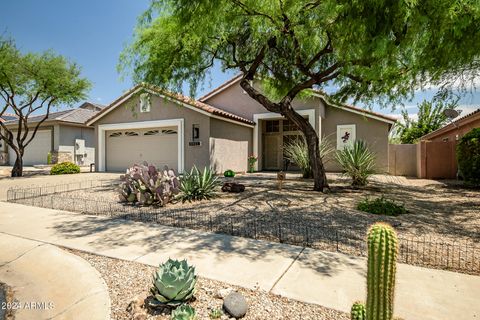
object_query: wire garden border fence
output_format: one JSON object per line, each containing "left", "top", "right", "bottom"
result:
{"left": 6, "top": 180, "right": 480, "bottom": 275}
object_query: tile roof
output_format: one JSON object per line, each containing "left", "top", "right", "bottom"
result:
{"left": 2, "top": 104, "right": 101, "bottom": 126}
{"left": 0, "top": 113, "right": 18, "bottom": 123}
{"left": 421, "top": 108, "right": 480, "bottom": 140}
{"left": 87, "top": 83, "right": 255, "bottom": 126}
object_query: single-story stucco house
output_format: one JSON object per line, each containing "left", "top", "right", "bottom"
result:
{"left": 0, "top": 102, "right": 104, "bottom": 166}
{"left": 87, "top": 76, "right": 396, "bottom": 173}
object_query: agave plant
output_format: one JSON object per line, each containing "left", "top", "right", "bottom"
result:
{"left": 283, "top": 135, "right": 335, "bottom": 178}
{"left": 151, "top": 259, "right": 197, "bottom": 307}
{"left": 171, "top": 304, "right": 196, "bottom": 320}
{"left": 178, "top": 166, "right": 220, "bottom": 202}
{"left": 118, "top": 162, "right": 180, "bottom": 206}
{"left": 336, "top": 140, "right": 376, "bottom": 186}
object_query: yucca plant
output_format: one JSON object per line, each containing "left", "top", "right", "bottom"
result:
{"left": 151, "top": 259, "right": 197, "bottom": 307}
{"left": 283, "top": 135, "right": 334, "bottom": 178}
{"left": 178, "top": 166, "right": 220, "bottom": 202}
{"left": 171, "top": 304, "right": 196, "bottom": 320}
{"left": 336, "top": 140, "right": 376, "bottom": 186}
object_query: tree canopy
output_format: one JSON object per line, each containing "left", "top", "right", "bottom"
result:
{"left": 0, "top": 38, "right": 90, "bottom": 176}
{"left": 395, "top": 100, "right": 456, "bottom": 144}
{"left": 121, "top": 0, "right": 480, "bottom": 105}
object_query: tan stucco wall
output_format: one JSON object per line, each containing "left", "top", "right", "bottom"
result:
{"left": 203, "top": 80, "right": 325, "bottom": 121}
{"left": 388, "top": 144, "right": 417, "bottom": 176}
{"left": 209, "top": 118, "right": 253, "bottom": 173}
{"left": 93, "top": 95, "right": 211, "bottom": 171}
{"left": 322, "top": 106, "right": 391, "bottom": 172}
{"left": 58, "top": 125, "right": 95, "bottom": 165}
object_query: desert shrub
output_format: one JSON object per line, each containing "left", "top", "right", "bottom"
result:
{"left": 335, "top": 140, "right": 376, "bottom": 186}
{"left": 457, "top": 128, "right": 480, "bottom": 185}
{"left": 118, "top": 162, "right": 180, "bottom": 206}
{"left": 283, "top": 136, "right": 334, "bottom": 178}
{"left": 357, "top": 196, "right": 407, "bottom": 216}
{"left": 178, "top": 166, "right": 220, "bottom": 202}
{"left": 50, "top": 162, "right": 80, "bottom": 175}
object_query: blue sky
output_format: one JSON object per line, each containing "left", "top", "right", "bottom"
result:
{"left": 2, "top": 0, "right": 479, "bottom": 116}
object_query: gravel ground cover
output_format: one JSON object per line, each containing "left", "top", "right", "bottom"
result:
{"left": 31, "top": 174, "right": 480, "bottom": 242}
{"left": 0, "top": 282, "right": 15, "bottom": 320}
{"left": 11, "top": 173, "right": 480, "bottom": 273}
{"left": 70, "top": 249, "right": 349, "bottom": 320}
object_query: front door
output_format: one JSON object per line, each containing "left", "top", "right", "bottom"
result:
{"left": 263, "top": 134, "right": 282, "bottom": 170}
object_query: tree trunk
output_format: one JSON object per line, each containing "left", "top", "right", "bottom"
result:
{"left": 11, "top": 152, "right": 23, "bottom": 177}
{"left": 303, "top": 125, "right": 329, "bottom": 192}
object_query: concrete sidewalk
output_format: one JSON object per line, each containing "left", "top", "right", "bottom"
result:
{"left": 0, "top": 202, "right": 479, "bottom": 320}
{"left": 0, "top": 232, "right": 110, "bottom": 320}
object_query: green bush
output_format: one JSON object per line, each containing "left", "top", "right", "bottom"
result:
{"left": 47, "top": 152, "right": 52, "bottom": 165}
{"left": 457, "top": 128, "right": 480, "bottom": 185}
{"left": 223, "top": 169, "right": 235, "bottom": 178}
{"left": 50, "top": 162, "right": 80, "bottom": 175}
{"left": 336, "top": 140, "right": 376, "bottom": 186}
{"left": 357, "top": 196, "right": 407, "bottom": 216}
{"left": 178, "top": 166, "right": 220, "bottom": 202}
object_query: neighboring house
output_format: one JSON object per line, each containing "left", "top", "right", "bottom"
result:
{"left": 420, "top": 108, "right": 480, "bottom": 143}
{"left": 0, "top": 102, "right": 104, "bottom": 166}
{"left": 0, "top": 113, "right": 19, "bottom": 164}
{"left": 88, "top": 76, "right": 395, "bottom": 173}
{"left": 416, "top": 108, "right": 480, "bottom": 179}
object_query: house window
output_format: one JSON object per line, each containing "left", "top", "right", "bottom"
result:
{"left": 443, "top": 137, "right": 449, "bottom": 142}
{"left": 283, "top": 119, "right": 300, "bottom": 132}
{"left": 144, "top": 130, "right": 160, "bottom": 136}
{"left": 336, "top": 124, "right": 356, "bottom": 149}
{"left": 162, "top": 129, "right": 177, "bottom": 135}
{"left": 139, "top": 93, "right": 151, "bottom": 113}
{"left": 265, "top": 120, "right": 280, "bottom": 133}
{"left": 108, "top": 132, "right": 122, "bottom": 138}
{"left": 124, "top": 131, "right": 139, "bottom": 136}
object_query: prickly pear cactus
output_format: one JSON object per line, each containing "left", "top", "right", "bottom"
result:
{"left": 366, "top": 222, "right": 398, "bottom": 320}
{"left": 350, "top": 301, "right": 366, "bottom": 320}
{"left": 118, "top": 162, "right": 180, "bottom": 206}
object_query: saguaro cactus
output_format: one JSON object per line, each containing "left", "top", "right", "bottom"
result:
{"left": 366, "top": 222, "right": 398, "bottom": 320}
{"left": 351, "top": 301, "right": 367, "bottom": 320}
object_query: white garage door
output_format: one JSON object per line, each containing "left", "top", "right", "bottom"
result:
{"left": 8, "top": 130, "right": 52, "bottom": 166}
{"left": 106, "top": 127, "right": 178, "bottom": 172}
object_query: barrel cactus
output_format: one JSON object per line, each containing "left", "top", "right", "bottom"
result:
{"left": 151, "top": 259, "right": 197, "bottom": 306}
{"left": 171, "top": 304, "right": 196, "bottom": 320}
{"left": 351, "top": 301, "right": 366, "bottom": 320}
{"left": 350, "top": 223, "right": 398, "bottom": 320}
{"left": 224, "top": 169, "right": 235, "bottom": 178}
{"left": 367, "top": 223, "right": 398, "bottom": 320}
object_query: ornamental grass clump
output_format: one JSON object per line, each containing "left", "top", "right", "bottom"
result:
{"left": 336, "top": 140, "right": 376, "bottom": 186}
{"left": 118, "top": 162, "right": 180, "bottom": 206}
{"left": 151, "top": 259, "right": 197, "bottom": 307}
{"left": 178, "top": 166, "right": 220, "bottom": 202}
{"left": 283, "top": 136, "right": 334, "bottom": 178}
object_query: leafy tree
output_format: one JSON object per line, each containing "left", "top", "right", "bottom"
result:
{"left": 396, "top": 100, "right": 456, "bottom": 144}
{"left": 120, "top": 0, "right": 480, "bottom": 191}
{"left": 0, "top": 38, "right": 90, "bottom": 177}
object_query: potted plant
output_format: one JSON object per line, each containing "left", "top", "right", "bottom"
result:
{"left": 247, "top": 155, "right": 257, "bottom": 173}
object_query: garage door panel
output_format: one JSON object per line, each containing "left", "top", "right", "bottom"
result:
{"left": 106, "top": 127, "right": 178, "bottom": 172}
{"left": 8, "top": 130, "right": 52, "bottom": 165}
